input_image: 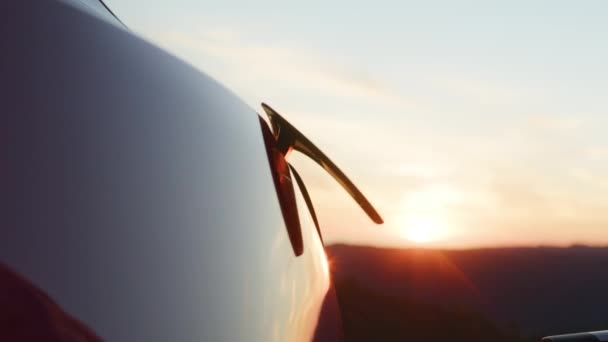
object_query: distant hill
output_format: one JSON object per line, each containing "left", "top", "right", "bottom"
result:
{"left": 327, "top": 244, "right": 608, "bottom": 342}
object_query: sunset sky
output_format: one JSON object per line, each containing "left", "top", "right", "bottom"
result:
{"left": 106, "top": 0, "right": 608, "bottom": 248}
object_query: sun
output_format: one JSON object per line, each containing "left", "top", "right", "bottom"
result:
{"left": 396, "top": 184, "right": 458, "bottom": 244}
{"left": 401, "top": 215, "right": 446, "bottom": 244}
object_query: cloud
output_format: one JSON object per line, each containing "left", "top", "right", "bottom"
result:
{"left": 586, "top": 146, "right": 608, "bottom": 161}
{"left": 527, "top": 114, "right": 583, "bottom": 131}
{"left": 571, "top": 168, "right": 608, "bottom": 190}
{"left": 424, "top": 73, "right": 532, "bottom": 107}
{"left": 154, "top": 28, "right": 408, "bottom": 106}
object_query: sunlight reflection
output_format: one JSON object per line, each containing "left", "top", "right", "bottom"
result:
{"left": 320, "top": 251, "right": 330, "bottom": 276}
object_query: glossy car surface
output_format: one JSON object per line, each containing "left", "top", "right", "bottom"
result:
{"left": 0, "top": 0, "right": 341, "bottom": 340}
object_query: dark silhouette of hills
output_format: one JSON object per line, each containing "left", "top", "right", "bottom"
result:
{"left": 327, "top": 244, "right": 608, "bottom": 342}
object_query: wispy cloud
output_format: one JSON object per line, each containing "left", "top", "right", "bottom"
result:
{"left": 527, "top": 114, "right": 583, "bottom": 131}
{"left": 586, "top": 146, "right": 608, "bottom": 161}
{"left": 155, "top": 28, "right": 408, "bottom": 106}
{"left": 426, "top": 73, "right": 530, "bottom": 106}
{"left": 571, "top": 168, "right": 608, "bottom": 190}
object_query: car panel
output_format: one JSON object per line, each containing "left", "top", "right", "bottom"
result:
{"left": 0, "top": 0, "right": 337, "bottom": 340}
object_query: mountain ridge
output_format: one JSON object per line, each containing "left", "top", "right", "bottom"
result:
{"left": 327, "top": 244, "right": 608, "bottom": 341}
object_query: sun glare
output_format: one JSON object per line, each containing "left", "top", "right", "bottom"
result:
{"left": 395, "top": 184, "right": 459, "bottom": 245}
{"left": 402, "top": 216, "right": 446, "bottom": 244}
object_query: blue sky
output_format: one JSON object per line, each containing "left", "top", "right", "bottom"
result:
{"left": 105, "top": 0, "right": 608, "bottom": 248}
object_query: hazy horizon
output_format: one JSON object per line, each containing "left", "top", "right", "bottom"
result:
{"left": 328, "top": 241, "right": 608, "bottom": 251}
{"left": 106, "top": 0, "right": 608, "bottom": 249}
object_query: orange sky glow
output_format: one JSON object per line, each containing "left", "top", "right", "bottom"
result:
{"left": 108, "top": 0, "right": 608, "bottom": 248}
